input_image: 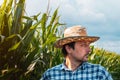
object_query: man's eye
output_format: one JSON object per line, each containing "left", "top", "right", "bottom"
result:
{"left": 80, "top": 44, "right": 88, "bottom": 47}
{"left": 80, "top": 44, "right": 86, "bottom": 46}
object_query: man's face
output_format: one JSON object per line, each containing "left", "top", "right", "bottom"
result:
{"left": 67, "top": 41, "right": 91, "bottom": 62}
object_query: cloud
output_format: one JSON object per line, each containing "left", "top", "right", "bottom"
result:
{"left": 93, "top": 41, "right": 120, "bottom": 54}
{"left": 57, "top": 0, "right": 107, "bottom": 26}
{"left": 25, "top": 0, "right": 108, "bottom": 26}
{"left": 0, "top": 1, "right": 3, "bottom": 5}
{"left": 25, "top": 0, "right": 48, "bottom": 16}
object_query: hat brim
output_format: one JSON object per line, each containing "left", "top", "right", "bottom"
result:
{"left": 54, "top": 36, "right": 100, "bottom": 48}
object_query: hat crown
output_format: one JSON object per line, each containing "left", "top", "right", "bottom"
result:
{"left": 64, "top": 25, "right": 87, "bottom": 37}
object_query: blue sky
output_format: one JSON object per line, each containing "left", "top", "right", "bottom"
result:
{"left": 0, "top": 0, "right": 120, "bottom": 53}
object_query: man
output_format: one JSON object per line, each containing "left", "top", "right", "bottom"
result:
{"left": 41, "top": 25, "right": 113, "bottom": 80}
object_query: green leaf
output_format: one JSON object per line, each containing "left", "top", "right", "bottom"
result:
{"left": 8, "top": 41, "right": 21, "bottom": 51}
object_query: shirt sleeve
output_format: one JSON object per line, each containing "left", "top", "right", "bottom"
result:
{"left": 40, "top": 69, "right": 50, "bottom": 80}
{"left": 105, "top": 73, "right": 113, "bottom": 80}
{"left": 99, "top": 65, "right": 113, "bottom": 80}
{"left": 40, "top": 72, "right": 47, "bottom": 80}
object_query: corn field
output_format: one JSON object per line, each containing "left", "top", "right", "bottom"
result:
{"left": 0, "top": 0, "right": 120, "bottom": 80}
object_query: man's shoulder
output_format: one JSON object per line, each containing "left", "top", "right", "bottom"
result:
{"left": 84, "top": 62, "right": 113, "bottom": 80}
{"left": 84, "top": 62, "right": 105, "bottom": 70}
{"left": 40, "top": 64, "right": 63, "bottom": 80}
{"left": 84, "top": 62, "right": 109, "bottom": 75}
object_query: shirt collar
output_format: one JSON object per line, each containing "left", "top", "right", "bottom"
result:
{"left": 60, "top": 61, "right": 87, "bottom": 71}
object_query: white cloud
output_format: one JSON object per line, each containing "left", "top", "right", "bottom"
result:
{"left": 56, "top": 0, "right": 107, "bottom": 25}
{"left": 0, "top": 1, "right": 3, "bottom": 5}
{"left": 25, "top": 0, "right": 48, "bottom": 16}
{"left": 25, "top": 0, "right": 107, "bottom": 24}
{"left": 93, "top": 41, "right": 120, "bottom": 54}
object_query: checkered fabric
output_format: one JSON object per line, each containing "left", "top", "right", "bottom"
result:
{"left": 40, "top": 62, "right": 113, "bottom": 80}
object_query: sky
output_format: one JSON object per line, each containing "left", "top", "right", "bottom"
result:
{"left": 0, "top": 0, "right": 120, "bottom": 54}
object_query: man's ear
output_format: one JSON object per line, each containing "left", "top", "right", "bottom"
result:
{"left": 65, "top": 45, "right": 72, "bottom": 54}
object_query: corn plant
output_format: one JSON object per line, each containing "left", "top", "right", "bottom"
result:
{"left": 31, "top": 9, "right": 65, "bottom": 79}
{"left": 0, "top": 0, "right": 37, "bottom": 79}
{"left": 0, "top": 0, "right": 64, "bottom": 79}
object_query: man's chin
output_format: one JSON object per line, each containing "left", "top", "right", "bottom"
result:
{"left": 83, "top": 58, "right": 88, "bottom": 62}
{"left": 77, "top": 58, "right": 88, "bottom": 62}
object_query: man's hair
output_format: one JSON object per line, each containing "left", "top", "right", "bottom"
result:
{"left": 62, "top": 42, "right": 75, "bottom": 57}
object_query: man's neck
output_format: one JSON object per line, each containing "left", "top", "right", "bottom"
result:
{"left": 65, "top": 57, "right": 82, "bottom": 71}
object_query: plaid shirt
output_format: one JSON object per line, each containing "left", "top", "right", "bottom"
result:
{"left": 41, "top": 62, "right": 113, "bottom": 80}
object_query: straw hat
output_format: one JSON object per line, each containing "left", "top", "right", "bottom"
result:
{"left": 54, "top": 25, "right": 100, "bottom": 48}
